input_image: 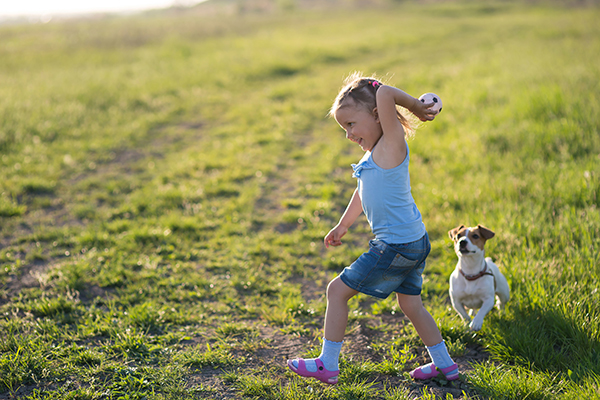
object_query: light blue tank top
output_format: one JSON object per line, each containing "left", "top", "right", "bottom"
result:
{"left": 351, "top": 144, "right": 426, "bottom": 244}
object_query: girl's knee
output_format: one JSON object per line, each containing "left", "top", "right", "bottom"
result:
{"left": 326, "top": 277, "right": 344, "bottom": 299}
{"left": 396, "top": 294, "right": 426, "bottom": 317}
{"left": 327, "top": 277, "right": 357, "bottom": 302}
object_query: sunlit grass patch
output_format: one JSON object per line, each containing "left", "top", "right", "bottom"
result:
{"left": 373, "top": 344, "right": 416, "bottom": 376}
{"left": 0, "top": 195, "right": 26, "bottom": 217}
{"left": 73, "top": 348, "right": 106, "bottom": 367}
{"left": 382, "top": 386, "right": 412, "bottom": 400}
{"left": 215, "top": 322, "right": 257, "bottom": 339}
{"left": 110, "top": 329, "right": 156, "bottom": 361}
{"left": 0, "top": 345, "right": 50, "bottom": 394}
{"left": 234, "top": 373, "right": 280, "bottom": 398}
{"left": 177, "top": 343, "right": 245, "bottom": 370}
{"left": 468, "top": 362, "right": 571, "bottom": 400}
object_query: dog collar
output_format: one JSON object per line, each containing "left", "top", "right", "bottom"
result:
{"left": 459, "top": 260, "right": 494, "bottom": 281}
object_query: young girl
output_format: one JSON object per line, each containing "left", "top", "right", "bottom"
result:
{"left": 287, "top": 73, "right": 459, "bottom": 385}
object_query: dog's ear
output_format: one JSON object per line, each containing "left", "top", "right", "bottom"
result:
{"left": 477, "top": 224, "right": 495, "bottom": 240}
{"left": 448, "top": 225, "right": 465, "bottom": 240}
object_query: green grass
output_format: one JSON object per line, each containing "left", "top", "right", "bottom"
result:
{"left": 1, "top": 0, "right": 599, "bottom": 398}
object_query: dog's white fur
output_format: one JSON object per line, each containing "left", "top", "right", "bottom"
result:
{"left": 448, "top": 225, "right": 510, "bottom": 331}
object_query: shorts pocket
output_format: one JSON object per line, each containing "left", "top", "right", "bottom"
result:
{"left": 383, "top": 253, "right": 419, "bottom": 281}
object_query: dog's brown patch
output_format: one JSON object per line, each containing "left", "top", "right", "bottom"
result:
{"left": 448, "top": 225, "right": 467, "bottom": 241}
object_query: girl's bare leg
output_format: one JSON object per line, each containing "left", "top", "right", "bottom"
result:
{"left": 324, "top": 277, "right": 359, "bottom": 342}
{"left": 396, "top": 293, "right": 443, "bottom": 346}
{"left": 287, "top": 276, "right": 357, "bottom": 375}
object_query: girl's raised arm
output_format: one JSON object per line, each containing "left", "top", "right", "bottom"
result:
{"left": 374, "top": 85, "right": 437, "bottom": 167}
{"left": 377, "top": 85, "right": 436, "bottom": 126}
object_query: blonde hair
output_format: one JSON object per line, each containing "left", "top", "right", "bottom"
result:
{"left": 329, "top": 72, "right": 415, "bottom": 137}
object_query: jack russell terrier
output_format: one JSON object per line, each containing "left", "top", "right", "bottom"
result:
{"left": 448, "top": 225, "right": 510, "bottom": 331}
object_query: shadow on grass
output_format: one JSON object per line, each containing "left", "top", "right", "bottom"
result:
{"left": 485, "top": 304, "right": 600, "bottom": 382}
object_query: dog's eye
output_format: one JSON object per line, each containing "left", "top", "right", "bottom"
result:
{"left": 472, "top": 234, "right": 480, "bottom": 239}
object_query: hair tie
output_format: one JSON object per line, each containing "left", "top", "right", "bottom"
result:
{"left": 371, "top": 80, "right": 380, "bottom": 88}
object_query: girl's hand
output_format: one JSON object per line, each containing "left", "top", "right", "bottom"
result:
{"left": 409, "top": 97, "right": 438, "bottom": 122}
{"left": 324, "top": 224, "right": 348, "bottom": 248}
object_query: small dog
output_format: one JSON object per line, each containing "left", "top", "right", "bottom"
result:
{"left": 448, "top": 225, "right": 510, "bottom": 331}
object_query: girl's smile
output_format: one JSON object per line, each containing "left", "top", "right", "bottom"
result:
{"left": 334, "top": 100, "right": 383, "bottom": 152}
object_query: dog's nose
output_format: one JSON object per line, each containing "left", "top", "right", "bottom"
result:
{"left": 459, "top": 239, "right": 467, "bottom": 248}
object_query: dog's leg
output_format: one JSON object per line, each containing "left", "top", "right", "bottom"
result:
{"left": 469, "top": 297, "right": 495, "bottom": 331}
{"left": 450, "top": 296, "right": 471, "bottom": 323}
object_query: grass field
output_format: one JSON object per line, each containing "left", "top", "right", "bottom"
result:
{"left": 1, "top": 0, "right": 599, "bottom": 399}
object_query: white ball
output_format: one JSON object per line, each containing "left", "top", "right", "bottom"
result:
{"left": 418, "top": 93, "right": 442, "bottom": 113}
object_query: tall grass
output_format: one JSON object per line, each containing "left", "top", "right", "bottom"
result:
{"left": 0, "top": 1, "right": 599, "bottom": 398}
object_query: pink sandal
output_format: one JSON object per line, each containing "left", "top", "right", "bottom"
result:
{"left": 410, "top": 363, "right": 459, "bottom": 381}
{"left": 287, "top": 358, "right": 339, "bottom": 385}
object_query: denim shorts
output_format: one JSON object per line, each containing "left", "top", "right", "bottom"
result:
{"left": 339, "top": 233, "right": 431, "bottom": 299}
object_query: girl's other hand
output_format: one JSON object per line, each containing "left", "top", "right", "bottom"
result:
{"left": 324, "top": 225, "right": 348, "bottom": 248}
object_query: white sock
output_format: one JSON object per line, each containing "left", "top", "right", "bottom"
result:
{"left": 292, "top": 338, "right": 343, "bottom": 372}
{"left": 418, "top": 363, "right": 436, "bottom": 373}
{"left": 426, "top": 341, "right": 454, "bottom": 369}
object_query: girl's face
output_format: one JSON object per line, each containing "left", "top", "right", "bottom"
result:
{"left": 334, "top": 99, "right": 382, "bottom": 152}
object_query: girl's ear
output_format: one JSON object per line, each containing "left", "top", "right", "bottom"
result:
{"left": 372, "top": 107, "right": 379, "bottom": 122}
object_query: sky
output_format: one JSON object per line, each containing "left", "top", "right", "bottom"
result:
{"left": 0, "top": 0, "right": 202, "bottom": 18}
